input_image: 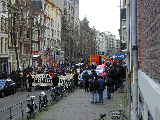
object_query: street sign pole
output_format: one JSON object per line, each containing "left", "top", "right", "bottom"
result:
{"left": 131, "top": 0, "right": 139, "bottom": 119}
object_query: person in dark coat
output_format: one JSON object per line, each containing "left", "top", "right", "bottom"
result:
{"left": 105, "top": 73, "right": 114, "bottom": 99}
{"left": 89, "top": 77, "right": 99, "bottom": 104}
{"left": 91, "top": 69, "right": 97, "bottom": 79}
{"left": 82, "top": 71, "right": 90, "bottom": 92}
{"left": 97, "top": 76, "right": 105, "bottom": 103}
{"left": 52, "top": 73, "right": 59, "bottom": 87}
{"left": 73, "top": 70, "right": 79, "bottom": 88}
{"left": 109, "top": 62, "right": 119, "bottom": 92}
{"left": 22, "top": 72, "right": 27, "bottom": 91}
{"left": 27, "top": 73, "right": 34, "bottom": 92}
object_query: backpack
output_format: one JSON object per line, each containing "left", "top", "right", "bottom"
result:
{"left": 98, "top": 78, "right": 105, "bottom": 91}
{"left": 89, "top": 79, "right": 99, "bottom": 92}
{"left": 105, "top": 76, "right": 113, "bottom": 87}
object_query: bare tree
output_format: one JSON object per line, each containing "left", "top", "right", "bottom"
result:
{"left": 7, "top": 0, "right": 32, "bottom": 71}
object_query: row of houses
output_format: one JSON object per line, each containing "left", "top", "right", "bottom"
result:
{"left": 0, "top": 0, "right": 80, "bottom": 73}
{"left": 96, "top": 31, "right": 120, "bottom": 55}
{"left": 0, "top": 0, "right": 121, "bottom": 73}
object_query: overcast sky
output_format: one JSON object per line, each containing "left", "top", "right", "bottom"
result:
{"left": 79, "top": 0, "right": 120, "bottom": 38}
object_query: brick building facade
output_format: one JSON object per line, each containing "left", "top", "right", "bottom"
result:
{"left": 138, "top": 0, "right": 160, "bottom": 80}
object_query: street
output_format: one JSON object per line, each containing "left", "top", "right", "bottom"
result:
{"left": 0, "top": 90, "right": 43, "bottom": 109}
{"left": 34, "top": 88, "right": 128, "bottom": 120}
{"left": 0, "top": 89, "right": 45, "bottom": 120}
{"left": 0, "top": 73, "right": 74, "bottom": 120}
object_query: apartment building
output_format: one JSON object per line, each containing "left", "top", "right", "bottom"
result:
{"left": 0, "top": 1, "right": 9, "bottom": 73}
{"left": 95, "top": 31, "right": 117, "bottom": 55}
{"left": 0, "top": 0, "right": 33, "bottom": 72}
{"left": 42, "top": 0, "right": 62, "bottom": 66}
{"left": 61, "top": 0, "right": 80, "bottom": 62}
{"left": 31, "top": 0, "right": 62, "bottom": 67}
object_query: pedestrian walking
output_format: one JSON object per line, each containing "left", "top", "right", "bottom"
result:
{"left": 27, "top": 72, "right": 34, "bottom": 92}
{"left": 82, "top": 71, "right": 90, "bottom": 92}
{"left": 97, "top": 76, "right": 105, "bottom": 103}
{"left": 89, "top": 77, "right": 99, "bottom": 104}
{"left": 105, "top": 74, "right": 114, "bottom": 99}
{"left": 109, "top": 62, "right": 119, "bottom": 92}
{"left": 91, "top": 69, "right": 97, "bottom": 79}
{"left": 52, "top": 73, "right": 59, "bottom": 87}
{"left": 73, "top": 70, "right": 79, "bottom": 88}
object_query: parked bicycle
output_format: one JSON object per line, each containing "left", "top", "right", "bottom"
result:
{"left": 39, "top": 91, "right": 48, "bottom": 110}
{"left": 26, "top": 96, "right": 37, "bottom": 120}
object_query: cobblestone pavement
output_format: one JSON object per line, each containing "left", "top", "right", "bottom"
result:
{"left": 35, "top": 88, "right": 128, "bottom": 120}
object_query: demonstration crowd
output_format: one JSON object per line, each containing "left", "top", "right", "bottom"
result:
{"left": 78, "top": 61, "right": 126, "bottom": 104}
{"left": 0, "top": 65, "right": 68, "bottom": 92}
{"left": 0, "top": 59, "right": 126, "bottom": 104}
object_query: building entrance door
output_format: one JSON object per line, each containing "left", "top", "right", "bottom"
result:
{"left": 0, "top": 58, "right": 8, "bottom": 73}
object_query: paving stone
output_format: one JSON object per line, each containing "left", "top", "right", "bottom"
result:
{"left": 35, "top": 88, "right": 128, "bottom": 120}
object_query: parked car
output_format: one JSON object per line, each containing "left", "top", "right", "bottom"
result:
{"left": 0, "top": 79, "right": 16, "bottom": 97}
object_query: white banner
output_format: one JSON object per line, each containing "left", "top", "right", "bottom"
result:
{"left": 31, "top": 74, "right": 74, "bottom": 87}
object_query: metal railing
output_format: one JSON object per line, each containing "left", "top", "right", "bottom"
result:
{"left": 0, "top": 100, "right": 27, "bottom": 120}
{"left": 0, "top": 75, "right": 74, "bottom": 120}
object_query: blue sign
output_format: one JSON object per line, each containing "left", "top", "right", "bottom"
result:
{"left": 113, "top": 53, "right": 127, "bottom": 60}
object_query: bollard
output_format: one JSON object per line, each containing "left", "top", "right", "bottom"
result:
{"left": 21, "top": 102, "right": 24, "bottom": 120}
{"left": 39, "top": 96, "right": 41, "bottom": 111}
{"left": 9, "top": 106, "right": 12, "bottom": 120}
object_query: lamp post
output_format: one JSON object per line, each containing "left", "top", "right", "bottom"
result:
{"left": 131, "top": 0, "right": 139, "bottom": 119}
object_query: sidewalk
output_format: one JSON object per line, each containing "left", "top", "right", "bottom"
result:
{"left": 34, "top": 88, "right": 129, "bottom": 120}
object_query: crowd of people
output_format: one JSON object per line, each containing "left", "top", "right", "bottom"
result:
{"left": 78, "top": 60, "right": 126, "bottom": 104}
{"left": 0, "top": 59, "right": 126, "bottom": 103}
{"left": 0, "top": 64, "right": 77, "bottom": 92}
{"left": 0, "top": 68, "right": 34, "bottom": 91}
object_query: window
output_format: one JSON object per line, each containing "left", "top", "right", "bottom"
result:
{"left": 27, "top": 30, "right": 30, "bottom": 38}
{"left": 19, "top": 42, "right": 22, "bottom": 55}
{"left": 5, "top": 38, "right": 7, "bottom": 52}
{"left": 5, "top": 18, "right": 8, "bottom": 33}
{"left": 1, "top": 37, "right": 3, "bottom": 53}
{"left": 2, "top": 2, "right": 6, "bottom": 13}
{"left": 1, "top": 16, "right": 4, "bottom": 32}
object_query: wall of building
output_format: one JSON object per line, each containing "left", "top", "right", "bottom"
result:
{"left": 61, "top": 0, "right": 80, "bottom": 63}
{"left": 137, "top": 0, "right": 160, "bottom": 119}
{"left": 95, "top": 31, "right": 118, "bottom": 55}
{"left": 0, "top": 1, "right": 9, "bottom": 72}
{"left": 138, "top": 0, "right": 160, "bottom": 81}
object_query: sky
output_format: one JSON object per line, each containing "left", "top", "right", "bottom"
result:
{"left": 79, "top": 0, "right": 120, "bottom": 38}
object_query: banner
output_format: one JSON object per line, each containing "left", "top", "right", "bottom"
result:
{"left": 32, "top": 74, "right": 74, "bottom": 87}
